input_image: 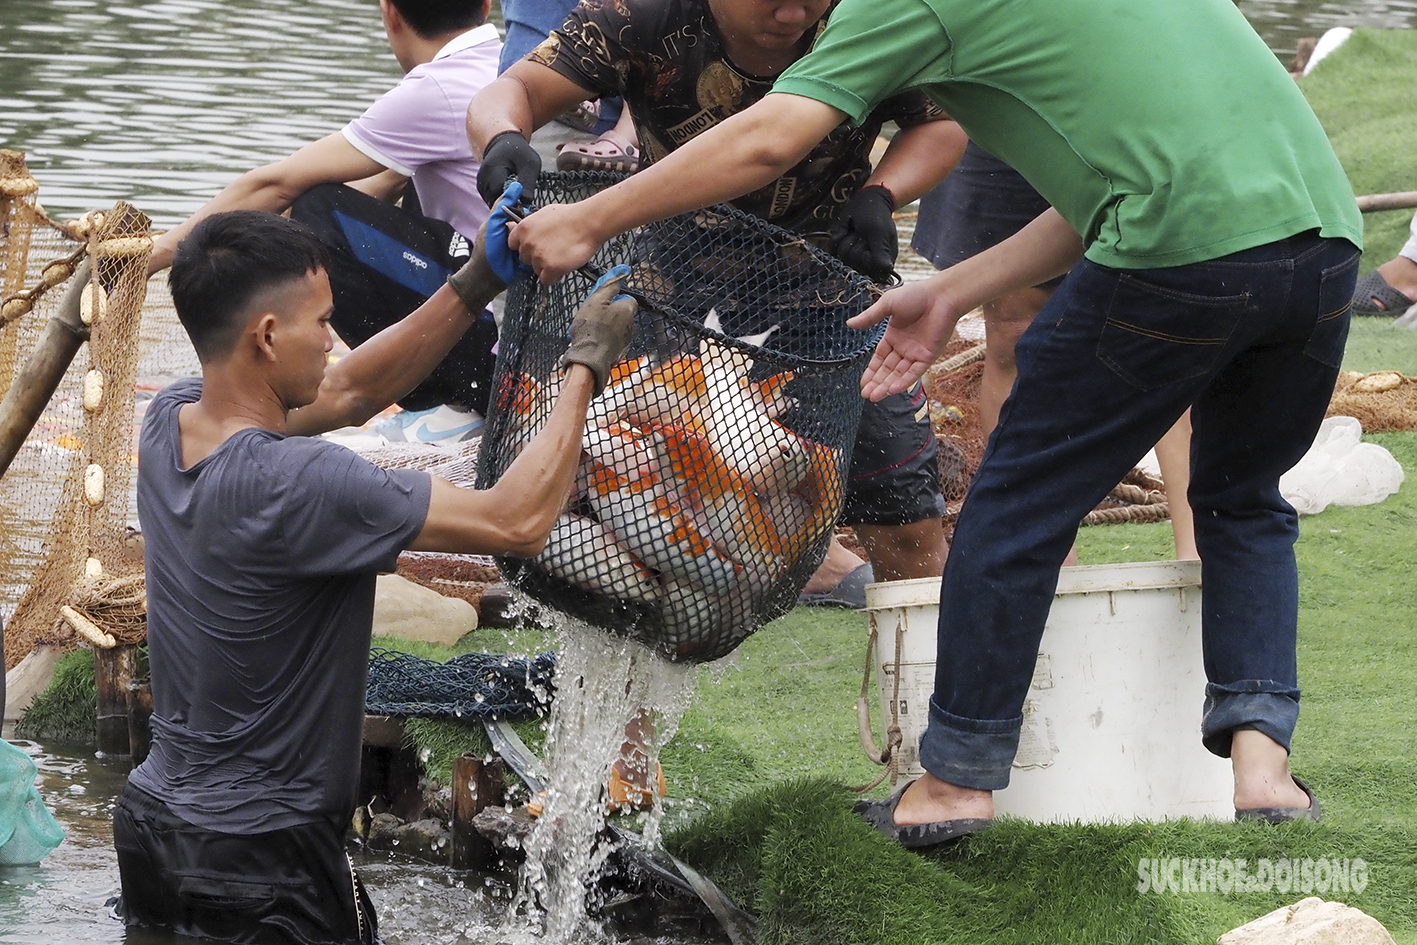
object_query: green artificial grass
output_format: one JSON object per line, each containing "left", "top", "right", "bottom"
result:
{"left": 1300, "top": 28, "right": 1417, "bottom": 271}
{"left": 1341, "top": 319, "right": 1417, "bottom": 375}
{"left": 657, "top": 436, "right": 1417, "bottom": 942}
{"left": 14, "top": 648, "right": 96, "bottom": 743}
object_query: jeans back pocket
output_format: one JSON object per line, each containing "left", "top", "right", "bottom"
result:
{"left": 1303, "top": 251, "right": 1359, "bottom": 368}
{"left": 1097, "top": 272, "right": 1248, "bottom": 391}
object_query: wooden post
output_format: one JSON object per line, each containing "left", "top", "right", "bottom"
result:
{"left": 450, "top": 754, "right": 504, "bottom": 870}
{"left": 94, "top": 643, "right": 138, "bottom": 756}
{"left": 0, "top": 310, "right": 88, "bottom": 479}
{"left": 126, "top": 677, "right": 153, "bottom": 765}
{"left": 1357, "top": 191, "right": 1417, "bottom": 214}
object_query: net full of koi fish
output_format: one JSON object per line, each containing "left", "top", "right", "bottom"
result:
{"left": 476, "top": 172, "right": 883, "bottom": 662}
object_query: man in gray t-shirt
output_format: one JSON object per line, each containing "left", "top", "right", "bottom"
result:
{"left": 114, "top": 209, "right": 635, "bottom": 945}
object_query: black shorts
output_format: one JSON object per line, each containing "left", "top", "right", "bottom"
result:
{"left": 113, "top": 783, "right": 376, "bottom": 945}
{"left": 912, "top": 141, "right": 1065, "bottom": 290}
{"left": 841, "top": 382, "right": 946, "bottom": 527}
{"left": 290, "top": 182, "right": 499, "bottom": 415}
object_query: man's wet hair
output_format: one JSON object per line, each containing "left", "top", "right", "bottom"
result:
{"left": 389, "top": 0, "right": 487, "bottom": 38}
{"left": 169, "top": 211, "right": 330, "bottom": 363}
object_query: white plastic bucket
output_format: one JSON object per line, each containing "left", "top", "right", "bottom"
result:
{"left": 863, "top": 560, "right": 1234, "bottom": 822}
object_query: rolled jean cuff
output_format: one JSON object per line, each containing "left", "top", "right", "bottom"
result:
{"left": 917, "top": 697, "right": 1022, "bottom": 791}
{"left": 1201, "top": 682, "right": 1300, "bottom": 758}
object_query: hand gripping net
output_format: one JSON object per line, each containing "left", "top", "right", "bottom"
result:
{"left": 477, "top": 172, "right": 883, "bottom": 663}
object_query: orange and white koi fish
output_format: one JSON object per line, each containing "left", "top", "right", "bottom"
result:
{"left": 587, "top": 356, "right": 651, "bottom": 427}
{"left": 491, "top": 370, "right": 549, "bottom": 456}
{"left": 613, "top": 355, "right": 711, "bottom": 430}
{"left": 694, "top": 312, "right": 810, "bottom": 493}
{"left": 649, "top": 420, "right": 787, "bottom": 567}
{"left": 534, "top": 514, "right": 660, "bottom": 603}
{"left": 775, "top": 437, "right": 844, "bottom": 565}
{"left": 583, "top": 461, "right": 739, "bottom": 595}
{"left": 583, "top": 420, "right": 658, "bottom": 485}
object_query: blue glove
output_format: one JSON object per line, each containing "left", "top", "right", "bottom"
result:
{"left": 485, "top": 180, "right": 534, "bottom": 285}
{"left": 589, "top": 264, "right": 634, "bottom": 303}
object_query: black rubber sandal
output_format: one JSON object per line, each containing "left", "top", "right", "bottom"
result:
{"left": 1353, "top": 270, "right": 1416, "bottom": 316}
{"left": 855, "top": 781, "right": 993, "bottom": 849}
{"left": 1234, "top": 775, "right": 1321, "bottom": 824}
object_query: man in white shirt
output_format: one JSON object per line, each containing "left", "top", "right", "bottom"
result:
{"left": 147, "top": 0, "right": 501, "bottom": 443}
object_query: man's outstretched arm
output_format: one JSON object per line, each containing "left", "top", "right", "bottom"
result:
{"left": 147, "top": 133, "right": 385, "bottom": 274}
{"left": 409, "top": 274, "right": 638, "bottom": 556}
{"left": 848, "top": 208, "right": 1085, "bottom": 401}
{"left": 286, "top": 222, "right": 508, "bottom": 436}
{"left": 508, "top": 93, "right": 846, "bottom": 282}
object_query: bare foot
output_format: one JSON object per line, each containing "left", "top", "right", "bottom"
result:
{"left": 892, "top": 772, "right": 994, "bottom": 825}
{"left": 1231, "top": 729, "right": 1310, "bottom": 811}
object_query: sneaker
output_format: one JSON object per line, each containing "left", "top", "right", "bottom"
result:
{"left": 371, "top": 404, "right": 484, "bottom": 445}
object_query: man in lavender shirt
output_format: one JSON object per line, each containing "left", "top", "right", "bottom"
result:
{"left": 147, "top": 0, "right": 501, "bottom": 443}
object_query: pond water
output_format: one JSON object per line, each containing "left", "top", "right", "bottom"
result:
{"left": 2, "top": 0, "right": 1415, "bottom": 226}
{"left": 1, "top": 1, "right": 1414, "bottom": 943}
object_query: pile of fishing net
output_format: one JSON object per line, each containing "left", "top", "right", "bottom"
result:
{"left": 477, "top": 172, "right": 881, "bottom": 662}
{"left": 1, "top": 150, "right": 159, "bottom": 668}
{"left": 364, "top": 647, "right": 555, "bottom": 720}
{"left": 1327, "top": 369, "right": 1417, "bottom": 432}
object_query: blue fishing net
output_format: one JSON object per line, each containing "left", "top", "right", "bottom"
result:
{"left": 478, "top": 172, "right": 883, "bottom": 662}
{"left": 364, "top": 647, "right": 555, "bottom": 720}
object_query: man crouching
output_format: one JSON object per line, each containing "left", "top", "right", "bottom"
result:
{"left": 112, "top": 210, "right": 633, "bottom": 944}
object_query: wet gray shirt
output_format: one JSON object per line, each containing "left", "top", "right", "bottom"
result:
{"left": 131, "top": 378, "right": 431, "bottom": 833}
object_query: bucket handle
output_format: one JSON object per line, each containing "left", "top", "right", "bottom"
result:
{"left": 851, "top": 614, "right": 905, "bottom": 793}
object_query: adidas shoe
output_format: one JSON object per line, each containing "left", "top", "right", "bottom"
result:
{"left": 372, "top": 404, "right": 484, "bottom": 445}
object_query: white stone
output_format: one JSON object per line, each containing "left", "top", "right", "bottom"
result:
{"left": 1219, "top": 898, "right": 1395, "bottom": 945}
{"left": 372, "top": 574, "right": 477, "bottom": 646}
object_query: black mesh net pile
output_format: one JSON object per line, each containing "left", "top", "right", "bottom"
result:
{"left": 365, "top": 648, "right": 555, "bottom": 720}
{"left": 476, "top": 172, "right": 884, "bottom": 663}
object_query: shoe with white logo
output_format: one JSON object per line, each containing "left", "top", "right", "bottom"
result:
{"left": 371, "top": 404, "right": 484, "bottom": 445}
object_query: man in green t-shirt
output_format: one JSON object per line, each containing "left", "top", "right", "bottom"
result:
{"left": 507, "top": 0, "right": 1362, "bottom": 844}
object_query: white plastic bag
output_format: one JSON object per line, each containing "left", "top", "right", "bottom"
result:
{"left": 1279, "top": 416, "right": 1405, "bottom": 515}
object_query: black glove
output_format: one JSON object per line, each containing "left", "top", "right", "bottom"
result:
{"left": 830, "top": 184, "right": 898, "bottom": 283}
{"left": 477, "top": 131, "right": 541, "bottom": 208}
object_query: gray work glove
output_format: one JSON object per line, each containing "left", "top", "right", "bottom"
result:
{"left": 559, "top": 265, "right": 637, "bottom": 395}
{"left": 446, "top": 218, "right": 507, "bottom": 313}
{"left": 477, "top": 130, "right": 542, "bottom": 208}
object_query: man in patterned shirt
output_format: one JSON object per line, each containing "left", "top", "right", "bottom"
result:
{"left": 468, "top": 0, "right": 966, "bottom": 595}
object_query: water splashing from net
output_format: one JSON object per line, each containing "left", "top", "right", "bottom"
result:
{"left": 499, "top": 611, "right": 699, "bottom": 944}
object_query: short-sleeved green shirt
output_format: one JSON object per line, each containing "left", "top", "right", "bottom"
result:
{"left": 772, "top": 0, "right": 1362, "bottom": 269}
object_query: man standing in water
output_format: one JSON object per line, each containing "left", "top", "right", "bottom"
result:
{"left": 506, "top": 0, "right": 1360, "bottom": 842}
{"left": 467, "top": 0, "right": 968, "bottom": 601}
{"left": 113, "top": 209, "right": 635, "bottom": 942}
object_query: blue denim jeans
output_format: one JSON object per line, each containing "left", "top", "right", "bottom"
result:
{"left": 919, "top": 231, "right": 1360, "bottom": 791}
